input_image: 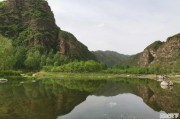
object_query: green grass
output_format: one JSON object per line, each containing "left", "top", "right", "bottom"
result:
{"left": 35, "top": 71, "right": 180, "bottom": 83}
{"left": 36, "top": 71, "right": 129, "bottom": 80}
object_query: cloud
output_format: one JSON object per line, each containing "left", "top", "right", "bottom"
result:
{"left": 109, "top": 102, "right": 117, "bottom": 107}
{"left": 97, "top": 23, "right": 105, "bottom": 28}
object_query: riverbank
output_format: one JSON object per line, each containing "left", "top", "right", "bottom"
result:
{"left": 35, "top": 71, "right": 180, "bottom": 83}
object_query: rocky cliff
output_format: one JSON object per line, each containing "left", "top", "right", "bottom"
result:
{"left": 0, "top": 0, "right": 95, "bottom": 60}
{"left": 139, "top": 34, "right": 180, "bottom": 67}
{"left": 0, "top": 0, "right": 59, "bottom": 49}
{"left": 139, "top": 41, "right": 164, "bottom": 67}
{"left": 59, "top": 31, "right": 96, "bottom": 60}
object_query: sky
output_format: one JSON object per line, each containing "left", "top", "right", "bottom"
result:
{"left": 1, "top": 0, "right": 180, "bottom": 55}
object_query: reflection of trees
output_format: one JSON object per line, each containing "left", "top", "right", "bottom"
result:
{"left": 0, "top": 80, "right": 88, "bottom": 119}
{"left": 0, "top": 78, "right": 180, "bottom": 119}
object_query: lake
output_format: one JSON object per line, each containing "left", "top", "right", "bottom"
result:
{"left": 0, "top": 77, "right": 180, "bottom": 119}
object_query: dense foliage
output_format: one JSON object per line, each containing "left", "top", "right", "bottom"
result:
{"left": 104, "top": 62, "right": 180, "bottom": 74}
{"left": 43, "top": 60, "right": 107, "bottom": 73}
{"left": 0, "top": 36, "right": 15, "bottom": 70}
{"left": 0, "top": 34, "right": 71, "bottom": 70}
{"left": 146, "top": 41, "right": 164, "bottom": 50}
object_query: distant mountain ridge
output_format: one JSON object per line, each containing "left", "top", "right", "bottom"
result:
{"left": 92, "top": 50, "right": 129, "bottom": 67}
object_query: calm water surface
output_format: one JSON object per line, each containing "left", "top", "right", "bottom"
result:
{"left": 0, "top": 77, "right": 180, "bottom": 119}
{"left": 58, "top": 94, "right": 163, "bottom": 119}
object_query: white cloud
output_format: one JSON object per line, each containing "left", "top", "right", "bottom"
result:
{"left": 97, "top": 23, "right": 105, "bottom": 28}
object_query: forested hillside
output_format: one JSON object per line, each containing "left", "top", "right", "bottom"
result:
{"left": 92, "top": 50, "right": 129, "bottom": 67}
{"left": 0, "top": 0, "right": 96, "bottom": 70}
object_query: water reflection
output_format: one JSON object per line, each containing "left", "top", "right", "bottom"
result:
{"left": 58, "top": 94, "right": 162, "bottom": 119}
{"left": 0, "top": 78, "right": 179, "bottom": 119}
{"left": 161, "top": 85, "right": 173, "bottom": 90}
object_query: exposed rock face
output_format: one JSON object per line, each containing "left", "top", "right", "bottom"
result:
{"left": 59, "top": 31, "right": 96, "bottom": 60}
{"left": 139, "top": 41, "right": 163, "bottom": 67}
{"left": 0, "top": 0, "right": 96, "bottom": 60}
{"left": 139, "top": 49, "right": 155, "bottom": 66}
{"left": 1, "top": 0, "right": 59, "bottom": 50}
{"left": 139, "top": 34, "right": 180, "bottom": 67}
{"left": 153, "top": 34, "right": 180, "bottom": 65}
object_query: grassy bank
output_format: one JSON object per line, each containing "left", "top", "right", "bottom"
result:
{"left": 35, "top": 71, "right": 180, "bottom": 83}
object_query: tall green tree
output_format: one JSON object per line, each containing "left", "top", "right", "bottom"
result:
{"left": 0, "top": 35, "right": 15, "bottom": 70}
{"left": 24, "top": 50, "right": 41, "bottom": 69}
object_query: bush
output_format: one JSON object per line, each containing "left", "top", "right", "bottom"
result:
{"left": 0, "top": 70, "right": 22, "bottom": 77}
{"left": 44, "top": 60, "right": 107, "bottom": 73}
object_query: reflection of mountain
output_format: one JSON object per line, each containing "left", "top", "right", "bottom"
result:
{"left": 0, "top": 78, "right": 180, "bottom": 119}
{"left": 136, "top": 84, "right": 180, "bottom": 114}
{"left": 93, "top": 80, "right": 180, "bottom": 114}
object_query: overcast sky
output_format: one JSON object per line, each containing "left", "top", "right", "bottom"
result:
{"left": 2, "top": 0, "right": 180, "bottom": 55}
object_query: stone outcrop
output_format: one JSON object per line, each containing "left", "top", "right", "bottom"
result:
{"left": 59, "top": 31, "right": 96, "bottom": 60}
{"left": 139, "top": 34, "right": 180, "bottom": 67}
{"left": 1, "top": 0, "right": 59, "bottom": 49}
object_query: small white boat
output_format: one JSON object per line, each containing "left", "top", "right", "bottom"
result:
{"left": 0, "top": 78, "right": 8, "bottom": 83}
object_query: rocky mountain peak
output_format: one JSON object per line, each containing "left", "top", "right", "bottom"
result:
{"left": 139, "top": 34, "right": 180, "bottom": 67}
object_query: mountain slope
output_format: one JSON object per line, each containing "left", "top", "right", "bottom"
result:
{"left": 139, "top": 33, "right": 180, "bottom": 68}
{"left": 92, "top": 50, "right": 129, "bottom": 67}
{"left": 0, "top": 0, "right": 95, "bottom": 61}
{"left": 119, "top": 52, "right": 142, "bottom": 67}
{"left": 59, "top": 31, "right": 96, "bottom": 60}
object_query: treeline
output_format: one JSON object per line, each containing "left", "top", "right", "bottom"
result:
{"left": 103, "top": 67, "right": 150, "bottom": 74}
{"left": 0, "top": 35, "right": 71, "bottom": 70}
{"left": 104, "top": 63, "right": 180, "bottom": 74}
{"left": 0, "top": 36, "right": 106, "bottom": 72}
{"left": 43, "top": 60, "right": 107, "bottom": 73}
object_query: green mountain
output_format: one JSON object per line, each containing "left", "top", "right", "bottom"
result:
{"left": 118, "top": 52, "right": 142, "bottom": 67}
{"left": 0, "top": 0, "right": 96, "bottom": 63}
{"left": 92, "top": 50, "right": 129, "bottom": 67}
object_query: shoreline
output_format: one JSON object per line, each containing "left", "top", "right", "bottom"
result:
{"left": 36, "top": 71, "right": 180, "bottom": 83}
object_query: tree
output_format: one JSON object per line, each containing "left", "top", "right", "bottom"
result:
{"left": 14, "top": 46, "right": 27, "bottom": 69}
{"left": 24, "top": 50, "right": 41, "bottom": 69}
{"left": 173, "top": 59, "right": 180, "bottom": 73}
{"left": 0, "top": 35, "right": 15, "bottom": 70}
